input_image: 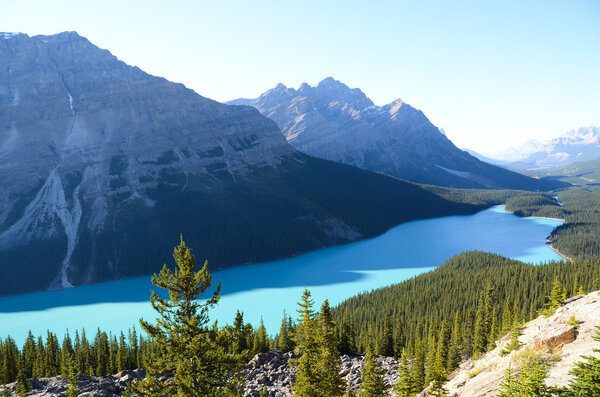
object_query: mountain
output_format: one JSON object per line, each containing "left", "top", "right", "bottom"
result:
{"left": 526, "top": 156, "right": 600, "bottom": 185}
{"left": 228, "top": 78, "right": 564, "bottom": 190}
{"left": 499, "top": 126, "right": 600, "bottom": 170}
{"left": 0, "top": 32, "right": 497, "bottom": 296}
{"left": 463, "top": 149, "right": 511, "bottom": 166}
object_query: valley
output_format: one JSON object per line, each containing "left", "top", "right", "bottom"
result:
{"left": 1, "top": 5, "right": 599, "bottom": 394}
{"left": 0, "top": 205, "right": 562, "bottom": 346}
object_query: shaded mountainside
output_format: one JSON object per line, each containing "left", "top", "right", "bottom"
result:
{"left": 229, "top": 78, "right": 565, "bottom": 190}
{"left": 0, "top": 32, "right": 507, "bottom": 296}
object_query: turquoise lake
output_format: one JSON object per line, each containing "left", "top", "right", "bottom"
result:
{"left": 0, "top": 205, "right": 563, "bottom": 346}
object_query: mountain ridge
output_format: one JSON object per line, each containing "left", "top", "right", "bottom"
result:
{"left": 482, "top": 126, "right": 600, "bottom": 170}
{"left": 0, "top": 32, "right": 503, "bottom": 296}
{"left": 228, "top": 78, "right": 565, "bottom": 190}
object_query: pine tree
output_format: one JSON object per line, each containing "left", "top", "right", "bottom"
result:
{"left": 339, "top": 320, "right": 356, "bottom": 355}
{"left": 277, "top": 311, "right": 294, "bottom": 353}
{"left": 359, "top": 341, "right": 388, "bottom": 397}
{"left": 65, "top": 354, "right": 80, "bottom": 397}
{"left": 126, "top": 236, "right": 239, "bottom": 396}
{"left": 542, "top": 279, "right": 567, "bottom": 316}
{"left": 461, "top": 308, "right": 475, "bottom": 358}
{"left": 512, "top": 301, "right": 521, "bottom": 326}
{"left": 291, "top": 289, "right": 321, "bottom": 397}
{"left": 429, "top": 324, "right": 449, "bottom": 397}
{"left": 472, "top": 292, "right": 487, "bottom": 358}
{"left": 22, "top": 331, "right": 36, "bottom": 379}
{"left": 252, "top": 318, "right": 269, "bottom": 354}
{"left": 446, "top": 311, "right": 462, "bottom": 372}
{"left": 488, "top": 308, "right": 499, "bottom": 351}
{"left": 501, "top": 298, "right": 513, "bottom": 333}
{"left": 116, "top": 332, "right": 126, "bottom": 372}
{"left": 424, "top": 321, "right": 437, "bottom": 385}
{"left": 317, "top": 300, "right": 346, "bottom": 396}
{"left": 568, "top": 326, "right": 600, "bottom": 395}
{"left": 394, "top": 320, "right": 405, "bottom": 357}
{"left": 61, "top": 331, "right": 74, "bottom": 376}
{"left": 393, "top": 351, "right": 415, "bottom": 397}
{"left": 410, "top": 340, "right": 425, "bottom": 392}
{"left": 15, "top": 356, "right": 30, "bottom": 396}
{"left": 379, "top": 316, "right": 394, "bottom": 357}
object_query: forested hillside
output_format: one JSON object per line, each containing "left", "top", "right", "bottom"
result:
{"left": 331, "top": 251, "right": 600, "bottom": 392}
{"left": 505, "top": 186, "right": 600, "bottom": 259}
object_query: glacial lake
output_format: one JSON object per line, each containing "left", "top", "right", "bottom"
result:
{"left": 0, "top": 205, "right": 563, "bottom": 346}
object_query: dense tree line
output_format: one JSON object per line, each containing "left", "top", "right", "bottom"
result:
{"left": 2, "top": 249, "right": 599, "bottom": 395}
{"left": 330, "top": 251, "right": 600, "bottom": 393}
{"left": 506, "top": 186, "right": 600, "bottom": 260}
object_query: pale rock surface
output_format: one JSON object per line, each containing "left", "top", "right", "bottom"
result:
{"left": 444, "top": 290, "right": 600, "bottom": 396}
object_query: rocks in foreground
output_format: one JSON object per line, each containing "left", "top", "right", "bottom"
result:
{"left": 444, "top": 290, "right": 600, "bottom": 396}
{"left": 0, "top": 369, "right": 145, "bottom": 397}
{"left": 243, "top": 351, "right": 399, "bottom": 396}
{"left": 0, "top": 352, "right": 400, "bottom": 397}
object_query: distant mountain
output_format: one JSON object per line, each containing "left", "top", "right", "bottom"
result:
{"left": 0, "top": 32, "right": 496, "bottom": 296}
{"left": 525, "top": 156, "right": 600, "bottom": 185}
{"left": 463, "top": 149, "right": 511, "bottom": 166}
{"left": 228, "top": 78, "right": 563, "bottom": 190}
{"left": 505, "top": 126, "right": 600, "bottom": 171}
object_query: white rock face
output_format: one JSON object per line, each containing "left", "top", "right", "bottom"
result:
{"left": 444, "top": 290, "right": 600, "bottom": 396}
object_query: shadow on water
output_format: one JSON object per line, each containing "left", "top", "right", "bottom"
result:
{"left": 0, "top": 205, "right": 563, "bottom": 314}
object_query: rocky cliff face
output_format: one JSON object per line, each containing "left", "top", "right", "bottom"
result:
{"left": 0, "top": 33, "right": 487, "bottom": 296}
{"left": 229, "top": 78, "right": 565, "bottom": 190}
{"left": 0, "top": 31, "right": 291, "bottom": 293}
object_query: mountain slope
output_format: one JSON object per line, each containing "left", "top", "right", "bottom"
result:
{"left": 0, "top": 32, "right": 498, "bottom": 296}
{"left": 502, "top": 126, "right": 600, "bottom": 171}
{"left": 445, "top": 290, "right": 600, "bottom": 396}
{"left": 229, "top": 78, "right": 564, "bottom": 190}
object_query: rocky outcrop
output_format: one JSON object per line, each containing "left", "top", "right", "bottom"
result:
{"left": 228, "top": 78, "right": 565, "bottom": 191}
{"left": 444, "top": 290, "right": 600, "bottom": 396}
{"left": 0, "top": 369, "right": 146, "bottom": 397}
{"left": 0, "top": 353, "right": 401, "bottom": 397}
{"left": 243, "top": 351, "right": 399, "bottom": 396}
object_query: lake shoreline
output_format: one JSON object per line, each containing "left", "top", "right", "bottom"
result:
{"left": 547, "top": 243, "right": 573, "bottom": 262}
{"left": 501, "top": 206, "right": 570, "bottom": 261}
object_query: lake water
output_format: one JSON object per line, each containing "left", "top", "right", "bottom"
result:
{"left": 0, "top": 205, "right": 563, "bottom": 346}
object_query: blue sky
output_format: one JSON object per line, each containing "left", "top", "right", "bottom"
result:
{"left": 1, "top": 0, "right": 599, "bottom": 153}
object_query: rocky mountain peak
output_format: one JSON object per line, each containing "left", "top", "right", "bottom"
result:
{"left": 0, "top": 31, "right": 293, "bottom": 293}
{"left": 1, "top": 32, "right": 23, "bottom": 40}
{"left": 228, "top": 80, "right": 564, "bottom": 190}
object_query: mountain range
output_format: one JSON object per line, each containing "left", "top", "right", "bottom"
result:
{"left": 478, "top": 126, "right": 600, "bottom": 170}
{"left": 0, "top": 32, "right": 501, "bottom": 296}
{"left": 229, "top": 79, "right": 563, "bottom": 190}
{"left": 507, "top": 126, "right": 600, "bottom": 171}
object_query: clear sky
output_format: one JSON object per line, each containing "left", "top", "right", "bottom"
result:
{"left": 1, "top": 0, "right": 599, "bottom": 153}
